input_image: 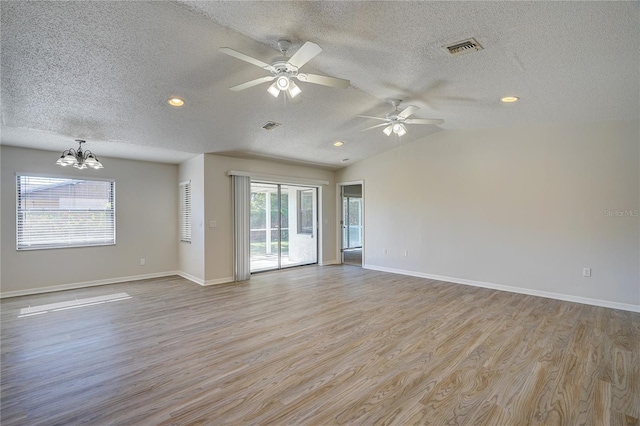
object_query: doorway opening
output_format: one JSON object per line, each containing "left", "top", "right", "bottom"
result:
{"left": 250, "top": 182, "right": 318, "bottom": 273}
{"left": 340, "top": 183, "right": 363, "bottom": 266}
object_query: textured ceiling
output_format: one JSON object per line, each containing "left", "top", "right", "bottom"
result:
{"left": 1, "top": 1, "right": 638, "bottom": 168}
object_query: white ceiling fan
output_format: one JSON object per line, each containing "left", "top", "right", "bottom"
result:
{"left": 220, "top": 40, "right": 350, "bottom": 101}
{"left": 360, "top": 99, "right": 444, "bottom": 136}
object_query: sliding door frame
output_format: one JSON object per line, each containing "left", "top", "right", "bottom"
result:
{"left": 228, "top": 170, "right": 328, "bottom": 271}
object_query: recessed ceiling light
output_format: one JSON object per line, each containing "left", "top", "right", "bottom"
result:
{"left": 501, "top": 96, "right": 519, "bottom": 103}
{"left": 333, "top": 141, "right": 344, "bottom": 147}
{"left": 168, "top": 97, "right": 185, "bottom": 107}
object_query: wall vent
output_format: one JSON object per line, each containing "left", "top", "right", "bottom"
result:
{"left": 261, "top": 121, "right": 281, "bottom": 130}
{"left": 442, "top": 38, "right": 483, "bottom": 56}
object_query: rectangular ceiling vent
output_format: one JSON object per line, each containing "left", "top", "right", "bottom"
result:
{"left": 261, "top": 121, "right": 281, "bottom": 131}
{"left": 442, "top": 38, "right": 483, "bottom": 57}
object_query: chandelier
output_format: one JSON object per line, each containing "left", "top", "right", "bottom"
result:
{"left": 56, "top": 139, "right": 104, "bottom": 170}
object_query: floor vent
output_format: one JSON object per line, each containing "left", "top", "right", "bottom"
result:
{"left": 442, "top": 38, "right": 483, "bottom": 56}
{"left": 261, "top": 121, "right": 281, "bottom": 130}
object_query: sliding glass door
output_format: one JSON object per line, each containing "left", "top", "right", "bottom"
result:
{"left": 250, "top": 182, "right": 317, "bottom": 273}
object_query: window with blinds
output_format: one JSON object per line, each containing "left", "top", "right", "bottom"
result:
{"left": 179, "top": 181, "right": 191, "bottom": 243}
{"left": 16, "top": 175, "right": 115, "bottom": 250}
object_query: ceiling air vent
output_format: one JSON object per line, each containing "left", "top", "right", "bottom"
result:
{"left": 261, "top": 121, "right": 281, "bottom": 131}
{"left": 442, "top": 38, "right": 483, "bottom": 57}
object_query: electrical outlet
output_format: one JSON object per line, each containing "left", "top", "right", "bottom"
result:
{"left": 383, "top": 248, "right": 387, "bottom": 255}
{"left": 583, "top": 268, "right": 591, "bottom": 277}
{"left": 140, "top": 258, "right": 145, "bottom": 266}
{"left": 209, "top": 221, "right": 217, "bottom": 228}
{"left": 403, "top": 250, "right": 408, "bottom": 257}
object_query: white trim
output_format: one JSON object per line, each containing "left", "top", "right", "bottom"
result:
{"left": 227, "top": 170, "right": 329, "bottom": 186}
{"left": 363, "top": 264, "right": 640, "bottom": 313}
{"left": 320, "top": 259, "right": 338, "bottom": 266}
{"left": 204, "top": 277, "right": 234, "bottom": 286}
{"left": 176, "top": 271, "right": 204, "bottom": 285}
{"left": 177, "top": 272, "right": 233, "bottom": 287}
{"left": 0, "top": 271, "right": 179, "bottom": 299}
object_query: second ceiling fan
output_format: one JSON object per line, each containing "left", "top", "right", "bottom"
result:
{"left": 360, "top": 99, "right": 444, "bottom": 137}
{"left": 220, "top": 40, "right": 350, "bottom": 101}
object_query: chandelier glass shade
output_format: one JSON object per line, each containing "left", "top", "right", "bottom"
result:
{"left": 56, "top": 139, "right": 104, "bottom": 170}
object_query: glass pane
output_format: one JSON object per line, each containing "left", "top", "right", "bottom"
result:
{"left": 17, "top": 175, "right": 115, "bottom": 250}
{"left": 250, "top": 183, "right": 279, "bottom": 272}
{"left": 348, "top": 198, "right": 362, "bottom": 248}
{"left": 282, "top": 185, "right": 317, "bottom": 268}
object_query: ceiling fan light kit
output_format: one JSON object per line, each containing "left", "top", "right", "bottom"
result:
{"left": 220, "top": 39, "right": 350, "bottom": 101}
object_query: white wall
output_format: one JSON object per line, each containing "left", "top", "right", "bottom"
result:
{"left": 336, "top": 121, "right": 640, "bottom": 310}
{"left": 0, "top": 146, "right": 179, "bottom": 295}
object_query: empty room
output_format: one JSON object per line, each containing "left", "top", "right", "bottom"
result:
{"left": 1, "top": 1, "right": 638, "bottom": 425}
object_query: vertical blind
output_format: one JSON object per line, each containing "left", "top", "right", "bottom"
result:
{"left": 232, "top": 175, "right": 251, "bottom": 281}
{"left": 179, "top": 181, "right": 192, "bottom": 243}
{"left": 17, "top": 175, "right": 115, "bottom": 250}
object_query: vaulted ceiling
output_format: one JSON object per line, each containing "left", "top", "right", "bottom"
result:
{"left": 2, "top": 1, "right": 638, "bottom": 168}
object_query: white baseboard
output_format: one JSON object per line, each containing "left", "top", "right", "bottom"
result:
{"left": 0, "top": 271, "right": 180, "bottom": 299}
{"left": 363, "top": 264, "right": 640, "bottom": 313}
{"left": 176, "top": 271, "right": 204, "bottom": 285}
{"left": 204, "top": 277, "right": 234, "bottom": 286}
{"left": 320, "top": 259, "right": 338, "bottom": 266}
{"left": 176, "top": 272, "right": 233, "bottom": 287}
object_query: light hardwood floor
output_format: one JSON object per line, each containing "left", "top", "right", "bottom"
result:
{"left": 1, "top": 266, "right": 638, "bottom": 425}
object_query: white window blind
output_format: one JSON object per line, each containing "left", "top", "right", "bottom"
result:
{"left": 179, "top": 181, "right": 192, "bottom": 243}
{"left": 16, "top": 175, "right": 115, "bottom": 250}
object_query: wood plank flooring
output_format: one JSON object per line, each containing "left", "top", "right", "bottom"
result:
{"left": 1, "top": 266, "right": 639, "bottom": 425}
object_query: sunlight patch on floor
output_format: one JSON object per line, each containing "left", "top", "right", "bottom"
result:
{"left": 19, "top": 293, "right": 131, "bottom": 317}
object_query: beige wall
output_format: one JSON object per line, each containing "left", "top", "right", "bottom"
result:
{"left": 336, "top": 121, "right": 640, "bottom": 309}
{"left": 0, "top": 146, "right": 179, "bottom": 295}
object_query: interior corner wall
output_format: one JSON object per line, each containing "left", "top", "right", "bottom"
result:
{"left": 335, "top": 120, "right": 640, "bottom": 309}
{"left": 178, "top": 154, "right": 205, "bottom": 283}
{"left": 0, "top": 145, "right": 179, "bottom": 295}
{"left": 201, "top": 154, "right": 337, "bottom": 284}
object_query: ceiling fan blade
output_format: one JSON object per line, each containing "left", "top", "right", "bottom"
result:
{"left": 397, "top": 105, "right": 419, "bottom": 119}
{"left": 358, "top": 115, "right": 390, "bottom": 122}
{"left": 362, "top": 122, "right": 390, "bottom": 131}
{"left": 220, "top": 47, "right": 275, "bottom": 72}
{"left": 405, "top": 118, "right": 444, "bottom": 125}
{"left": 229, "top": 76, "right": 275, "bottom": 91}
{"left": 287, "top": 41, "right": 323, "bottom": 69}
{"left": 297, "top": 73, "right": 350, "bottom": 89}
